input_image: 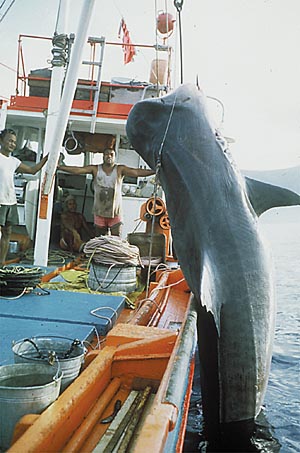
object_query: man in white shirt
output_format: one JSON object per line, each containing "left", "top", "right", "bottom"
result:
{"left": 0, "top": 128, "right": 48, "bottom": 265}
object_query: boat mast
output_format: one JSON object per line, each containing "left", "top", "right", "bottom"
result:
{"left": 34, "top": 0, "right": 96, "bottom": 266}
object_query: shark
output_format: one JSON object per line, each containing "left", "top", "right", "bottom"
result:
{"left": 126, "top": 83, "right": 300, "bottom": 450}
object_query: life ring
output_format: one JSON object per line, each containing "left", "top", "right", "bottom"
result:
{"left": 64, "top": 132, "right": 83, "bottom": 155}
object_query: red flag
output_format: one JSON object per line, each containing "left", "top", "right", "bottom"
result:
{"left": 118, "top": 18, "right": 136, "bottom": 64}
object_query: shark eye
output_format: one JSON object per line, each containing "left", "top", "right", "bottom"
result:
{"left": 182, "top": 96, "right": 190, "bottom": 103}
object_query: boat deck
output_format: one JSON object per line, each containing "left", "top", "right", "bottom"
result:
{"left": 0, "top": 288, "right": 125, "bottom": 366}
{"left": 0, "top": 258, "right": 196, "bottom": 453}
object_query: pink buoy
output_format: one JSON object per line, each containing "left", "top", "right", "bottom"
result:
{"left": 156, "top": 12, "right": 175, "bottom": 35}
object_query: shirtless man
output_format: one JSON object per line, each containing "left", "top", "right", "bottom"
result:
{"left": 58, "top": 148, "right": 154, "bottom": 236}
{"left": 59, "top": 195, "right": 92, "bottom": 252}
{"left": 0, "top": 128, "right": 48, "bottom": 265}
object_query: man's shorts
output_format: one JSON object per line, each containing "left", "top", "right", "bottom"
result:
{"left": 0, "top": 204, "right": 19, "bottom": 227}
{"left": 94, "top": 214, "right": 122, "bottom": 229}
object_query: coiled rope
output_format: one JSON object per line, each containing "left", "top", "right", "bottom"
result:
{"left": 22, "top": 248, "right": 76, "bottom": 266}
{"left": 0, "top": 265, "right": 45, "bottom": 298}
{"left": 83, "top": 236, "right": 141, "bottom": 267}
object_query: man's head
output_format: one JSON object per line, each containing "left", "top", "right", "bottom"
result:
{"left": 0, "top": 129, "right": 17, "bottom": 156}
{"left": 64, "top": 195, "right": 77, "bottom": 212}
{"left": 103, "top": 148, "right": 115, "bottom": 166}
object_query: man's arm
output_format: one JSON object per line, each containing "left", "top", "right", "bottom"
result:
{"left": 17, "top": 155, "right": 48, "bottom": 175}
{"left": 120, "top": 165, "right": 155, "bottom": 178}
{"left": 57, "top": 164, "right": 97, "bottom": 176}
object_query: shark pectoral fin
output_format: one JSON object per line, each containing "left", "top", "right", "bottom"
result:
{"left": 200, "top": 260, "right": 221, "bottom": 336}
{"left": 245, "top": 177, "right": 300, "bottom": 216}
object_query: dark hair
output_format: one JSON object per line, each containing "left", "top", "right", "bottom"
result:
{"left": 0, "top": 128, "right": 17, "bottom": 139}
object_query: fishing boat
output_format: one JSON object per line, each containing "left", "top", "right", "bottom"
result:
{"left": 0, "top": 1, "right": 198, "bottom": 451}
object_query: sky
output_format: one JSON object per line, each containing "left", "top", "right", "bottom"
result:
{"left": 0, "top": 0, "right": 299, "bottom": 171}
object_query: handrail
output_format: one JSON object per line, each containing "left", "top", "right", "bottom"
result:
{"left": 15, "top": 34, "right": 172, "bottom": 99}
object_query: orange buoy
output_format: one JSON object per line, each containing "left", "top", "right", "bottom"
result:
{"left": 156, "top": 12, "right": 175, "bottom": 35}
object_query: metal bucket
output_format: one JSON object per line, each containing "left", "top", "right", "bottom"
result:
{"left": 12, "top": 336, "right": 86, "bottom": 393}
{"left": 8, "top": 241, "right": 20, "bottom": 254}
{"left": 88, "top": 263, "right": 136, "bottom": 293}
{"left": 0, "top": 363, "right": 62, "bottom": 451}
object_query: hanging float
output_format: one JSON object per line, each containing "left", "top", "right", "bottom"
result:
{"left": 149, "top": 11, "right": 175, "bottom": 86}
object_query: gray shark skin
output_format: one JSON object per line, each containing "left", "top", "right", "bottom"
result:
{"left": 126, "top": 84, "right": 300, "bottom": 446}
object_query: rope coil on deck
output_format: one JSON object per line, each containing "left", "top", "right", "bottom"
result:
{"left": 83, "top": 236, "right": 141, "bottom": 267}
{"left": 0, "top": 265, "right": 45, "bottom": 298}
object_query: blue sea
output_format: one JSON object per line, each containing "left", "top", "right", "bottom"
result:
{"left": 184, "top": 208, "right": 300, "bottom": 452}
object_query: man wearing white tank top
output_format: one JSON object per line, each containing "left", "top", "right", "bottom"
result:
{"left": 58, "top": 148, "right": 154, "bottom": 236}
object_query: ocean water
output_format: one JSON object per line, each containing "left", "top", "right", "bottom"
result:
{"left": 184, "top": 208, "right": 300, "bottom": 452}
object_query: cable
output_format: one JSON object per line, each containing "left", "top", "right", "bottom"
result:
{"left": 89, "top": 261, "right": 124, "bottom": 291}
{"left": 144, "top": 90, "right": 179, "bottom": 297}
{"left": 173, "top": 0, "right": 184, "bottom": 83}
{"left": 0, "top": 0, "right": 15, "bottom": 24}
{"left": 0, "top": 286, "right": 27, "bottom": 299}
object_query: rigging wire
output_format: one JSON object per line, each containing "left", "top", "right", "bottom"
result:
{"left": 145, "top": 89, "right": 178, "bottom": 297}
{"left": 0, "top": 0, "right": 8, "bottom": 10}
{"left": 144, "top": 1, "right": 182, "bottom": 297}
{"left": 154, "top": 0, "right": 159, "bottom": 94}
{"left": 54, "top": 0, "right": 62, "bottom": 34}
{"left": 0, "top": 61, "right": 17, "bottom": 72}
{"left": 0, "top": 0, "right": 16, "bottom": 24}
{"left": 173, "top": 0, "right": 184, "bottom": 83}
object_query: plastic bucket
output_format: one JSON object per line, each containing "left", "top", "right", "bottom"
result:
{"left": 149, "top": 59, "right": 168, "bottom": 85}
{"left": 88, "top": 263, "right": 136, "bottom": 293}
{"left": 12, "top": 336, "right": 86, "bottom": 392}
{"left": 0, "top": 363, "right": 62, "bottom": 450}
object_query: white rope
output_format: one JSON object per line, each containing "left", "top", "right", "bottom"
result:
{"left": 83, "top": 235, "right": 141, "bottom": 266}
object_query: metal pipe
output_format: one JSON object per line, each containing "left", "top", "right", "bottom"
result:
{"left": 34, "top": 0, "right": 96, "bottom": 266}
{"left": 33, "top": 0, "right": 69, "bottom": 266}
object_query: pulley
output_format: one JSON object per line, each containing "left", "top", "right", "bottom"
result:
{"left": 159, "top": 214, "right": 171, "bottom": 230}
{"left": 146, "top": 197, "right": 166, "bottom": 216}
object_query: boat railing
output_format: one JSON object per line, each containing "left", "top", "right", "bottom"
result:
{"left": 13, "top": 33, "right": 172, "bottom": 125}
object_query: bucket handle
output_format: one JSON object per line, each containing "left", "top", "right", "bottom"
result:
{"left": 52, "top": 358, "right": 61, "bottom": 383}
{"left": 41, "top": 352, "right": 61, "bottom": 382}
{"left": 13, "top": 339, "right": 61, "bottom": 382}
{"left": 14, "top": 338, "right": 45, "bottom": 359}
{"left": 14, "top": 339, "right": 60, "bottom": 376}
{"left": 13, "top": 336, "right": 84, "bottom": 358}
